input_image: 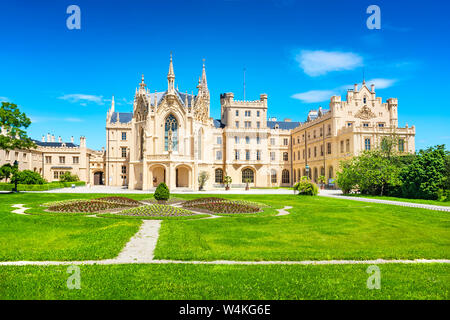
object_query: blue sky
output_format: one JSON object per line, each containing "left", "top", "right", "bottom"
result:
{"left": 0, "top": 0, "right": 449, "bottom": 150}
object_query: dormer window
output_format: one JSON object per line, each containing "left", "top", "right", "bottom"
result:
{"left": 363, "top": 96, "right": 367, "bottom": 104}
{"left": 363, "top": 123, "right": 369, "bottom": 127}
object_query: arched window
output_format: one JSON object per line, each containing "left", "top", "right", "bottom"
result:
{"left": 363, "top": 96, "right": 367, "bottom": 104}
{"left": 271, "top": 169, "right": 277, "bottom": 183}
{"left": 215, "top": 169, "right": 223, "bottom": 183}
{"left": 282, "top": 169, "right": 290, "bottom": 184}
{"left": 164, "top": 114, "right": 178, "bottom": 151}
{"left": 242, "top": 168, "right": 254, "bottom": 183}
{"left": 328, "top": 166, "right": 334, "bottom": 180}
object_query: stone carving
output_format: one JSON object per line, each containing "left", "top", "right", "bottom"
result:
{"left": 355, "top": 105, "right": 377, "bottom": 120}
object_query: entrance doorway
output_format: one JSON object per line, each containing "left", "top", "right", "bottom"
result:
{"left": 94, "top": 172, "right": 104, "bottom": 185}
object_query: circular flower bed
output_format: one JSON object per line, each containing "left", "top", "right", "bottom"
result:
{"left": 48, "top": 200, "right": 127, "bottom": 213}
{"left": 118, "top": 204, "right": 195, "bottom": 217}
{"left": 42, "top": 199, "right": 86, "bottom": 207}
{"left": 182, "top": 197, "right": 262, "bottom": 214}
{"left": 94, "top": 196, "right": 141, "bottom": 207}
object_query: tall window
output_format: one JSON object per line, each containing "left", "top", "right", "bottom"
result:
{"left": 398, "top": 139, "right": 405, "bottom": 152}
{"left": 327, "top": 143, "right": 332, "bottom": 154}
{"left": 215, "top": 169, "right": 223, "bottom": 183}
{"left": 242, "top": 168, "right": 254, "bottom": 183}
{"left": 283, "top": 138, "right": 289, "bottom": 146}
{"left": 121, "top": 147, "right": 127, "bottom": 158}
{"left": 216, "top": 150, "right": 222, "bottom": 160}
{"left": 121, "top": 165, "right": 127, "bottom": 174}
{"left": 217, "top": 136, "right": 222, "bottom": 145}
{"left": 256, "top": 150, "right": 261, "bottom": 160}
{"left": 346, "top": 139, "right": 350, "bottom": 152}
{"left": 365, "top": 138, "right": 371, "bottom": 151}
{"left": 271, "top": 169, "right": 277, "bottom": 183}
{"left": 270, "top": 152, "right": 275, "bottom": 161}
{"left": 245, "top": 136, "right": 250, "bottom": 144}
{"left": 256, "top": 136, "right": 260, "bottom": 144}
{"left": 59, "top": 156, "right": 65, "bottom": 164}
{"left": 235, "top": 150, "right": 240, "bottom": 160}
{"left": 197, "top": 129, "right": 202, "bottom": 159}
{"left": 73, "top": 156, "right": 79, "bottom": 164}
{"left": 235, "top": 121, "right": 239, "bottom": 128}
{"left": 283, "top": 152, "right": 288, "bottom": 161}
{"left": 282, "top": 169, "right": 290, "bottom": 184}
{"left": 164, "top": 114, "right": 178, "bottom": 151}
{"left": 121, "top": 132, "right": 127, "bottom": 141}
{"left": 235, "top": 136, "right": 239, "bottom": 144}
{"left": 246, "top": 150, "right": 250, "bottom": 160}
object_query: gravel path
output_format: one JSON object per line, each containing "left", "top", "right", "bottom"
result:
{"left": 276, "top": 206, "right": 293, "bottom": 216}
{"left": 321, "top": 193, "right": 450, "bottom": 212}
{"left": 11, "top": 204, "right": 29, "bottom": 215}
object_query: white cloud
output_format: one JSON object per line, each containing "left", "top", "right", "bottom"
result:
{"left": 58, "top": 94, "right": 105, "bottom": 105}
{"left": 365, "top": 78, "right": 397, "bottom": 89}
{"left": 291, "top": 90, "right": 336, "bottom": 103}
{"left": 296, "top": 50, "right": 363, "bottom": 76}
{"left": 0, "top": 96, "right": 9, "bottom": 102}
{"left": 30, "top": 116, "right": 84, "bottom": 123}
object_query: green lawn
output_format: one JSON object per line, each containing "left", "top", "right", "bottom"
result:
{"left": 0, "top": 263, "right": 448, "bottom": 299}
{"left": 0, "top": 193, "right": 146, "bottom": 261}
{"left": 155, "top": 195, "right": 450, "bottom": 261}
{"left": 0, "top": 192, "right": 449, "bottom": 300}
{"left": 346, "top": 194, "right": 450, "bottom": 207}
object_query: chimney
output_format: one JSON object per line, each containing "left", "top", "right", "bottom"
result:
{"left": 58, "top": 136, "right": 62, "bottom": 143}
{"left": 371, "top": 84, "right": 375, "bottom": 93}
{"left": 354, "top": 84, "right": 358, "bottom": 92}
{"left": 71, "top": 136, "right": 74, "bottom": 143}
{"left": 51, "top": 134, "right": 55, "bottom": 142}
{"left": 80, "top": 136, "right": 86, "bottom": 148}
{"left": 284, "top": 118, "right": 292, "bottom": 122}
{"left": 260, "top": 93, "right": 268, "bottom": 105}
{"left": 42, "top": 135, "right": 45, "bottom": 142}
{"left": 47, "top": 133, "right": 51, "bottom": 142}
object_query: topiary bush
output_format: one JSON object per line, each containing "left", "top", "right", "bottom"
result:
{"left": 294, "top": 180, "right": 319, "bottom": 196}
{"left": 154, "top": 182, "right": 170, "bottom": 201}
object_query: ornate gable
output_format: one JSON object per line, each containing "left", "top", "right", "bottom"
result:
{"left": 355, "top": 105, "right": 377, "bottom": 120}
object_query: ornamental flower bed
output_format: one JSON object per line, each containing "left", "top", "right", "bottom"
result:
{"left": 118, "top": 204, "right": 195, "bottom": 217}
{"left": 42, "top": 199, "right": 86, "bottom": 207}
{"left": 187, "top": 201, "right": 261, "bottom": 214}
{"left": 94, "top": 196, "right": 141, "bottom": 207}
{"left": 182, "top": 197, "right": 229, "bottom": 207}
{"left": 48, "top": 200, "right": 128, "bottom": 213}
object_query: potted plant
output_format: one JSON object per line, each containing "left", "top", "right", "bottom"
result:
{"left": 244, "top": 178, "right": 251, "bottom": 191}
{"left": 318, "top": 175, "right": 326, "bottom": 190}
{"left": 198, "top": 171, "right": 209, "bottom": 191}
{"left": 224, "top": 175, "right": 232, "bottom": 191}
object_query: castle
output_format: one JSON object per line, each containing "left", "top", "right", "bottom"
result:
{"left": 0, "top": 55, "right": 415, "bottom": 190}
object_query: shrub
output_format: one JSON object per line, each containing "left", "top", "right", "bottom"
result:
{"left": 295, "top": 180, "right": 319, "bottom": 196}
{"left": 154, "top": 182, "right": 170, "bottom": 201}
{"left": 59, "top": 172, "right": 79, "bottom": 182}
{"left": 400, "top": 145, "right": 447, "bottom": 200}
{"left": 14, "top": 170, "right": 45, "bottom": 184}
{"left": 198, "top": 171, "right": 209, "bottom": 190}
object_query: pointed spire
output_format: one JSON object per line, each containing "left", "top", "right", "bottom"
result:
{"left": 154, "top": 90, "right": 157, "bottom": 107}
{"left": 111, "top": 95, "right": 115, "bottom": 113}
{"left": 201, "top": 58, "right": 207, "bottom": 89}
{"left": 139, "top": 74, "right": 146, "bottom": 92}
{"left": 167, "top": 52, "right": 175, "bottom": 93}
{"left": 184, "top": 91, "right": 188, "bottom": 106}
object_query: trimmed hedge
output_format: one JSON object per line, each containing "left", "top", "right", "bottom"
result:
{"left": 0, "top": 181, "right": 85, "bottom": 191}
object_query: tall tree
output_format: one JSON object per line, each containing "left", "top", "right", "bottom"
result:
{"left": 0, "top": 102, "right": 35, "bottom": 151}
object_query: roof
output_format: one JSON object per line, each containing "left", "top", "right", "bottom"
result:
{"left": 267, "top": 121, "right": 301, "bottom": 130}
{"left": 33, "top": 139, "right": 79, "bottom": 148}
{"left": 145, "top": 89, "right": 196, "bottom": 108}
{"left": 213, "top": 119, "right": 225, "bottom": 128}
{"left": 110, "top": 112, "right": 133, "bottom": 123}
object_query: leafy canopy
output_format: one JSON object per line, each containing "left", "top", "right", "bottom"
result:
{"left": 0, "top": 102, "right": 35, "bottom": 151}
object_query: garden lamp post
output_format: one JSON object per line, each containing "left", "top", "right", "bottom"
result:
{"left": 12, "top": 160, "right": 19, "bottom": 192}
{"left": 305, "top": 164, "right": 310, "bottom": 180}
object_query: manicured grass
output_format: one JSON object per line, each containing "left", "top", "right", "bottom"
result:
{"left": 0, "top": 263, "right": 448, "bottom": 300}
{"left": 154, "top": 195, "right": 450, "bottom": 261}
{"left": 0, "top": 193, "right": 144, "bottom": 261}
{"left": 346, "top": 194, "right": 450, "bottom": 207}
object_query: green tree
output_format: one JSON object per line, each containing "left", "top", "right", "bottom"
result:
{"left": 400, "top": 145, "right": 447, "bottom": 199}
{"left": 0, "top": 102, "right": 35, "bottom": 151}
{"left": 0, "top": 163, "right": 13, "bottom": 182}
{"left": 13, "top": 170, "right": 45, "bottom": 185}
{"left": 336, "top": 150, "right": 402, "bottom": 196}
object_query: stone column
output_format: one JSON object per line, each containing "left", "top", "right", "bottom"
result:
{"left": 142, "top": 161, "right": 148, "bottom": 190}
{"left": 129, "top": 163, "right": 135, "bottom": 190}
